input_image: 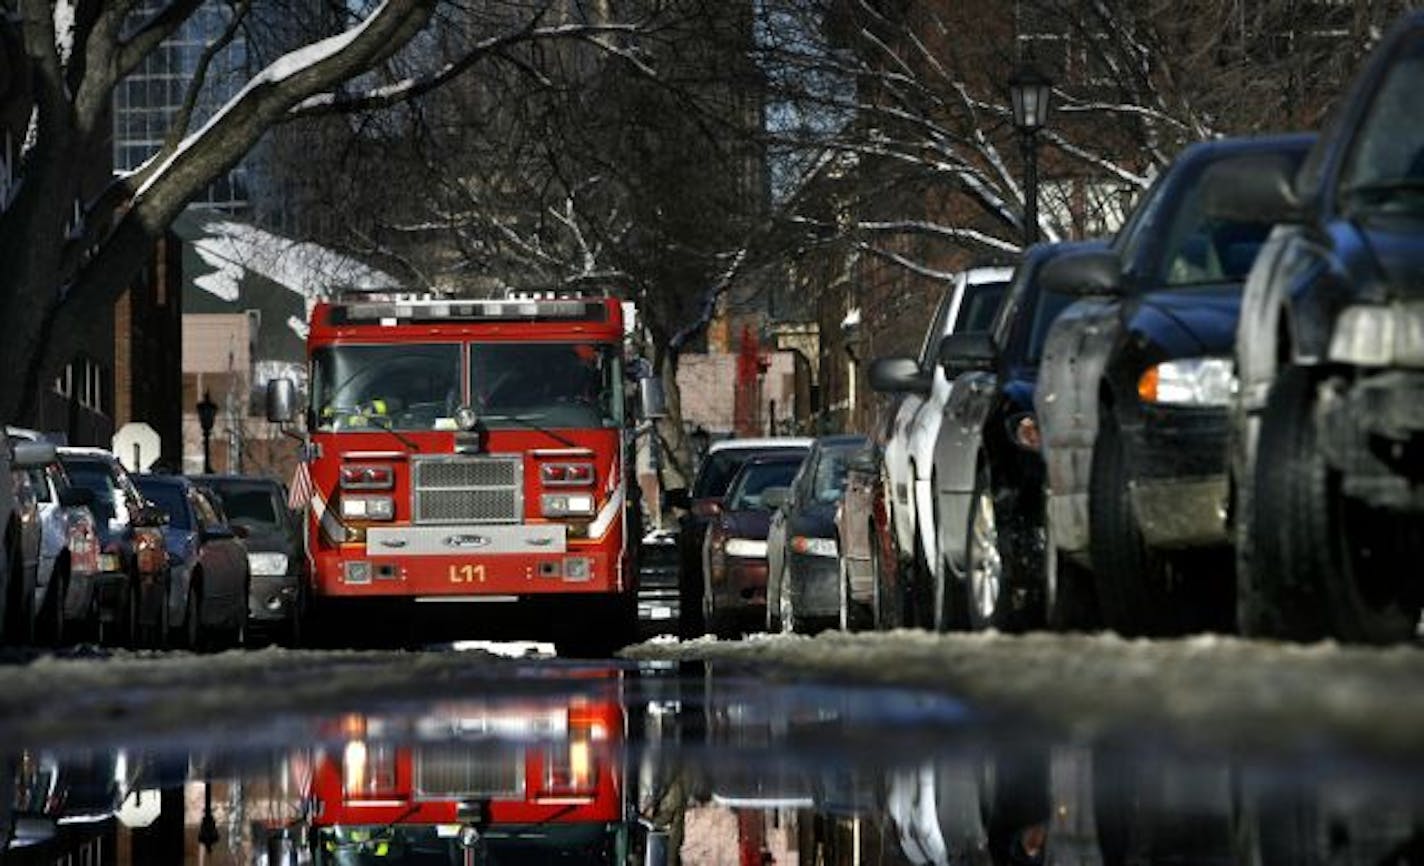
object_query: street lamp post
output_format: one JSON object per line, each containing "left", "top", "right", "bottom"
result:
{"left": 197, "top": 391, "right": 218, "bottom": 474}
{"left": 1010, "top": 63, "right": 1053, "bottom": 246}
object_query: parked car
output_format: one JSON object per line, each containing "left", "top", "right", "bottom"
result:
{"left": 833, "top": 442, "right": 896, "bottom": 631}
{"left": 765, "top": 434, "right": 870, "bottom": 634}
{"left": 1, "top": 437, "right": 55, "bottom": 645}
{"left": 667, "top": 437, "right": 812, "bottom": 638}
{"left": 1202, "top": 13, "right": 1424, "bottom": 644}
{"left": 56, "top": 448, "right": 167, "bottom": 644}
{"left": 193, "top": 474, "right": 304, "bottom": 644}
{"left": 132, "top": 475, "right": 251, "bottom": 649}
{"left": 701, "top": 451, "right": 807, "bottom": 636}
{"left": 1035, "top": 134, "right": 1315, "bottom": 636}
{"left": 869, "top": 266, "right": 1012, "bottom": 627}
{"left": 5, "top": 429, "right": 101, "bottom": 645}
{"left": 931, "top": 241, "right": 1106, "bottom": 633}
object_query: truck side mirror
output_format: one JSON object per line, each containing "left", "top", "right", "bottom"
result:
{"left": 868, "top": 357, "right": 931, "bottom": 395}
{"left": 938, "top": 332, "right": 998, "bottom": 378}
{"left": 639, "top": 377, "right": 668, "bottom": 419}
{"left": 267, "top": 378, "right": 298, "bottom": 424}
{"left": 1039, "top": 250, "right": 1126, "bottom": 297}
{"left": 1201, "top": 152, "right": 1304, "bottom": 225}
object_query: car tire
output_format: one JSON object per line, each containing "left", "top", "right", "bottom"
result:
{"left": 962, "top": 464, "right": 1040, "bottom": 633}
{"left": 838, "top": 553, "right": 871, "bottom": 632}
{"left": 1088, "top": 414, "right": 1177, "bottom": 637}
{"left": 869, "top": 523, "right": 895, "bottom": 631}
{"left": 556, "top": 594, "right": 637, "bottom": 658}
{"left": 181, "top": 578, "right": 202, "bottom": 651}
{"left": 777, "top": 562, "right": 804, "bottom": 635}
{"left": 1045, "top": 518, "right": 1099, "bottom": 632}
{"left": 1252, "top": 367, "right": 1420, "bottom": 644}
{"left": 702, "top": 583, "right": 728, "bottom": 639}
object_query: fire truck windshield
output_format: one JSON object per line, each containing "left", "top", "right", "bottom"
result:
{"left": 471, "top": 343, "right": 623, "bottom": 429}
{"left": 312, "top": 343, "right": 623, "bottom": 432}
{"left": 314, "top": 344, "right": 463, "bottom": 432}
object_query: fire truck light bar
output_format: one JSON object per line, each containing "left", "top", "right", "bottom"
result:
{"left": 331, "top": 300, "right": 607, "bottom": 325}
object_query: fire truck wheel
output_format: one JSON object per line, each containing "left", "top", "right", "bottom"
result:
{"left": 556, "top": 595, "right": 637, "bottom": 659}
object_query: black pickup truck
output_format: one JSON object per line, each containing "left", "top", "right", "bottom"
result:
{"left": 1203, "top": 12, "right": 1424, "bottom": 644}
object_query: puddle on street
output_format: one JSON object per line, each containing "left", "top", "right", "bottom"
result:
{"left": 3, "top": 660, "right": 1421, "bottom": 865}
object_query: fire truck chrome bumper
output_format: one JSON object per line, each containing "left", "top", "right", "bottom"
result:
{"left": 365, "top": 524, "right": 568, "bottom": 556}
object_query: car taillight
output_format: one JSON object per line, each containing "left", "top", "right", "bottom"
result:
{"left": 340, "top": 465, "right": 394, "bottom": 490}
{"left": 134, "top": 528, "right": 167, "bottom": 575}
{"left": 68, "top": 517, "right": 100, "bottom": 575}
{"left": 541, "top": 463, "right": 594, "bottom": 487}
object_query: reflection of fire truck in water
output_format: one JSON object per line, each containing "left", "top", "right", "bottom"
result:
{"left": 270, "top": 294, "right": 658, "bottom": 651}
{"left": 270, "top": 697, "right": 629, "bottom": 864}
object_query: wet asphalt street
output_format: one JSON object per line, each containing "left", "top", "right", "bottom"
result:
{"left": 0, "top": 630, "right": 1420, "bottom": 865}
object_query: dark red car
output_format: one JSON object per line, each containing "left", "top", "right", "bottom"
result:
{"left": 701, "top": 452, "right": 806, "bottom": 637}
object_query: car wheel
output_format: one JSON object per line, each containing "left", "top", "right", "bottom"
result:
{"left": 910, "top": 528, "right": 936, "bottom": 630}
{"left": 869, "top": 523, "right": 893, "bottom": 630}
{"left": 962, "top": 464, "right": 1041, "bottom": 632}
{"left": 701, "top": 583, "right": 725, "bottom": 639}
{"left": 1252, "top": 368, "right": 1420, "bottom": 644}
{"left": 778, "top": 562, "right": 800, "bottom": 635}
{"left": 1088, "top": 413, "right": 1177, "bottom": 636}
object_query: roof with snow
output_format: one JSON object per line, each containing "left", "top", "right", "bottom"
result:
{"left": 174, "top": 211, "right": 399, "bottom": 363}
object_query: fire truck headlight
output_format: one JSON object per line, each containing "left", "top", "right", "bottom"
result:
{"left": 542, "top": 493, "right": 595, "bottom": 517}
{"left": 341, "top": 496, "right": 395, "bottom": 521}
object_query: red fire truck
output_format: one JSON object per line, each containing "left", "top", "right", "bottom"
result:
{"left": 257, "top": 696, "right": 630, "bottom": 864}
{"left": 267, "top": 293, "right": 657, "bottom": 652}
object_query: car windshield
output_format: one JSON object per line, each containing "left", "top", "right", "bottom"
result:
{"left": 207, "top": 482, "right": 280, "bottom": 528}
{"left": 470, "top": 343, "right": 623, "bottom": 429}
{"left": 726, "top": 460, "right": 802, "bottom": 511}
{"left": 313, "top": 343, "right": 462, "bottom": 432}
{"left": 693, "top": 447, "right": 806, "bottom": 499}
{"left": 62, "top": 458, "right": 140, "bottom": 525}
{"left": 1339, "top": 34, "right": 1424, "bottom": 214}
{"left": 133, "top": 481, "right": 191, "bottom": 530}
{"left": 954, "top": 281, "right": 1010, "bottom": 333}
{"left": 810, "top": 447, "right": 857, "bottom": 504}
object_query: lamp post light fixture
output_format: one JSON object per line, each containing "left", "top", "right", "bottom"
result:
{"left": 1009, "top": 62, "right": 1053, "bottom": 246}
{"left": 196, "top": 391, "right": 218, "bottom": 474}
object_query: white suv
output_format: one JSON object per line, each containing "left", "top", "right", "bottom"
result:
{"left": 868, "top": 267, "right": 1012, "bottom": 623}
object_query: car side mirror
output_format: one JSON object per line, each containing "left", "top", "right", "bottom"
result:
{"left": 1201, "top": 152, "right": 1304, "bottom": 225}
{"left": 59, "top": 486, "right": 96, "bottom": 509}
{"left": 639, "top": 377, "right": 668, "bottom": 419}
{"left": 664, "top": 488, "right": 691, "bottom": 511}
{"left": 266, "top": 378, "right": 298, "bottom": 424}
{"left": 762, "top": 486, "right": 791, "bottom": 510}
{"left": 938, "top": 332, "right": 998, "bottom": 378}
{"left": 868, "top": 357, "right": 931, "bottom": 395}
{"left": 11, "top": 441, "right": 56, "bottom": 470}
{"left": 1039, "top": 249, "right": 1126, "bottom": 297}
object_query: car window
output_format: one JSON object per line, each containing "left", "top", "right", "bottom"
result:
{"left": 27, "top": 468, "right": 50, "bottom": 503}
{"left": 63, "top": 459, "right": 132, "bottom": 525}
{"left": 1338, "top": 33, "right": 1424, "bottom": 216}
{"left": 136, "top": 482, "right": 192, "bottom": 530}
{"left": 953, "top": 281, "right": 1010, "bottom": 333}
{"left": 726, "top": 461, "right": 802, "bottom": 511}
{"left": 811, "top": 448, "right": 855, "bottom": 504}
{"left": 916, "top": 287, "right": 957, "bottom": 367}
{"left": 1024, "top": 290, "right": 1077, "bottom": 365}
{"left": 1155, "top": 171, "right": 1276, "bottom": 287}
{"left": 1113, "top": 172, "right": 1170, "bottom": 269}
{"left": 211, "top": 484, "right": 281, "bottom": 528}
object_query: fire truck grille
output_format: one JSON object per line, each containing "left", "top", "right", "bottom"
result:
{"left": 414, "top": 745, "right": 525, "bottom": 798}
{"left": 413, "top": 457, "right": 522, "bottom": 524}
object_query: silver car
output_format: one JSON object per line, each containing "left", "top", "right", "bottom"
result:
{"left": 1, "top": 434, "right": 56, "bottom": 644}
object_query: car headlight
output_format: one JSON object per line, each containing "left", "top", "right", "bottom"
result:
{"left": 542, "top": 493, "right": 596, "bottom": 517}
{"left": 98, "top": 552, "right": 123, "bottom": 573}
{"left": 724, "top": 538, "right": 768, "bottom": 559}
{"left": 1329, "top": 302, "right": 1424, "bottom": 367}
{"left": 1137, "top": 357, "right": 1236, "bottom": 406}
{"left": 790, "top": 535, "right": 838, "bottom": 557}
{"left": 248, "top": 552, "right": 290, "bottom": 576}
